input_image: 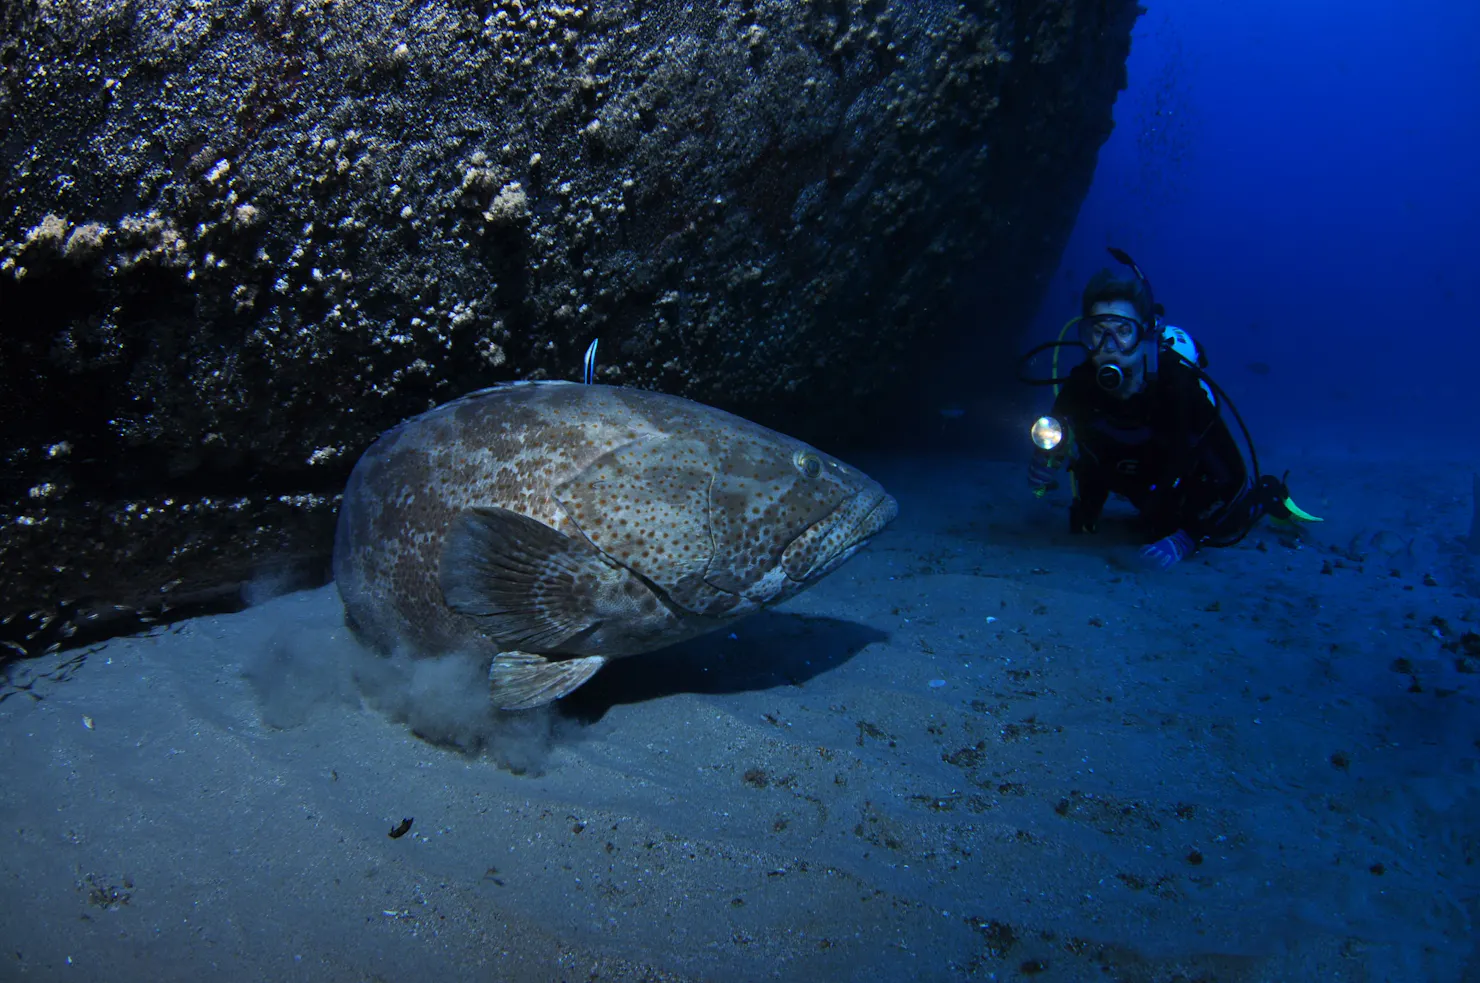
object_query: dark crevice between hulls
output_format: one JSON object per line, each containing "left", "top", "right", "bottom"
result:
{"left": 0, "top": 555, "right": 335, "bottom": 675}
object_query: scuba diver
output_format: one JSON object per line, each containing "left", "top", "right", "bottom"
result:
{"left": 1019, "top": 248, "right": 1320, "bottom": 569}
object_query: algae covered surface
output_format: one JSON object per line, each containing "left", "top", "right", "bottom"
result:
{"left": 0, "top": 0, "right": 1137, "bottom": 648}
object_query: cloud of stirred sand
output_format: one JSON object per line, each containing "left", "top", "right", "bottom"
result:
{"left": 239, "top": 579, "right": 571, "bottom": 774}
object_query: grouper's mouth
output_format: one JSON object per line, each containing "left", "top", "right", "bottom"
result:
{"left": 787, "top": 489, "right": 899, "bottom": 583}
{"left": 836, "top": 489, "right": 899, "bottom": 556}
{"left": 854, "top": 491, "right": 900, "bottom": 542}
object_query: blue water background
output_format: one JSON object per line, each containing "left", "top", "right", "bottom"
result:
{"left": 1028, "top": 0, "right": 1480, "bottom": 461}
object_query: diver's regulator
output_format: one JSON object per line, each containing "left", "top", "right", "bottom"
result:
{"left": 1095, "top": 362, "right": 1126, "bottom": 393}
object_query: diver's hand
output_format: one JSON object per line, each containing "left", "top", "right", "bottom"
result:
{"left": 1139, "top": 529, "right": 1195, "bottom": 570}
{"left": 1028, "top": 455, "right": 1058, "bottom": 494}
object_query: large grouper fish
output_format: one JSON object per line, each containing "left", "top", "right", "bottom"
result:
{"left": 332, "top": 381, "right": 898, "bottom": 710}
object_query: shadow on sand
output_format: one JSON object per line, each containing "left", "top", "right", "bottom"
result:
{"left": 559, "top": 611, "right": 887, "bottom": 723}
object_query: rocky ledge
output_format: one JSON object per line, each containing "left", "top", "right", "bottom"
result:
{"left": 0, "top": 0, "right": 1138, "bottom": 658}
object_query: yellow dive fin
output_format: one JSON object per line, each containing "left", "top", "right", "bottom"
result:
{"left": 1283, "top": 496, "right": 1322, "bottom": 522}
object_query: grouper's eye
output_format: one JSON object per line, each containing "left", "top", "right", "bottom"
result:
{"left": 792, "top": 450, "right": 823, "bottom": 479}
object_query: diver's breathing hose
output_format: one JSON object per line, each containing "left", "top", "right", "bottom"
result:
{"left": 1171, "top": 353, "right": 1264, "bottom": 548}
{"left": 1052, "top": 317, "right": 1079, "bottom": 399}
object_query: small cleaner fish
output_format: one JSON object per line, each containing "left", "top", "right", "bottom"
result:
{"left": 333, "top": 381, "right": 897, "bottom": 710}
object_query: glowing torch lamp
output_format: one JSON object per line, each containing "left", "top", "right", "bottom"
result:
{"left": 1030, "top": 416, "right": 1063, "bottom": 452}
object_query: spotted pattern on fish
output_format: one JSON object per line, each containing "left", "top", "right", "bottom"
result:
{"left": 333, "top": 381, "right": 897, "bottom": 706}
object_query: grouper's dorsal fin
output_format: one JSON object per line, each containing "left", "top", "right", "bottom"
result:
{"left": 439, "top": 505, "right": 602, "bottom": 651}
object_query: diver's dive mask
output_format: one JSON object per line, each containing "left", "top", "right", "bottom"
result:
{"left": 1079, "top": 313, "right": 1150, "bottom": 393}
{"left": 1014, "top": 247, "right": 1161, "bottom": 394}
{"left": 1078, "top": 313, "right": 1147, "bottom": 355}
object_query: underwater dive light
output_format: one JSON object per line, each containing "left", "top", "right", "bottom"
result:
{"left": 1030, "top": 416, "right": 1063, "bottom": 451}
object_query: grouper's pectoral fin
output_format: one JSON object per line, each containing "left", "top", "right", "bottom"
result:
{"left": 489, "top": 651, "right": 606, "bottom": 710}
{"left": 440, "top": 505, "right": 607, "bottom": 651}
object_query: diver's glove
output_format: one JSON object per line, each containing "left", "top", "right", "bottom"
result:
{"left": 1028, "top": 454, "right": 1059, "bottom": 494}
{"left": 1140, "top": 529, "right": 1195, "bottom": 570}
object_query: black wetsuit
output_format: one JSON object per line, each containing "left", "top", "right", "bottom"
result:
{"left": 1045, "top": 356, "right": 1250, "bottom": 543}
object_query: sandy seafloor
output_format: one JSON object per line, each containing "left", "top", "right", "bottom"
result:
{"left": 3, "top": 453, "right": 1479, "bottom": 983}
